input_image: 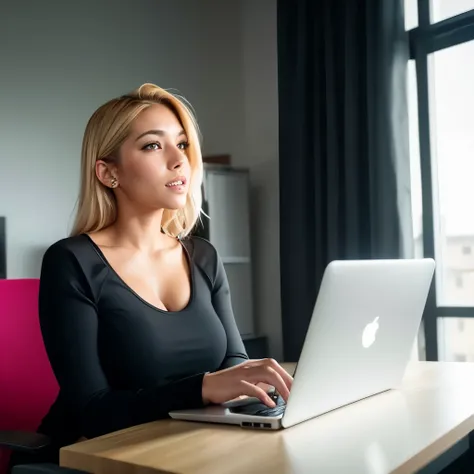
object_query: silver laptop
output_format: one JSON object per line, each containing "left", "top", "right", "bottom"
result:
{"left": 169, "top": 258, "right": 435, "bottom": 430}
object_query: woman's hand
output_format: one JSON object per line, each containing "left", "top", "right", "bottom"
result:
{"left": 202, "top": 358, "right": 293, "bottom": 407}
{"left": 224, "top": 383, "right": 275, "bottom": 404}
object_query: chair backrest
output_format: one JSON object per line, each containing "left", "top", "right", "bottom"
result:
{"left": 0, "top": 279, "right": 59, "bottom": 473}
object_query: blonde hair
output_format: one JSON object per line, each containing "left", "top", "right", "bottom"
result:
{"left": 70, "top": 83, "right": 203, "bottom": 238}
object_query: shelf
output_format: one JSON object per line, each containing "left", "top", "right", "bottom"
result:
{"left": 203, "top": 167, "right": 255, "bottom": 336}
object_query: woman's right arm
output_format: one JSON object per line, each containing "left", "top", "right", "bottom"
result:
{"left": 39, "top": 242, "right": 206, "bottom": 440}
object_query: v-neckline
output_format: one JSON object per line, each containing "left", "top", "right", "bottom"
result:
{"left": 83, "top": 233, "right": 195, "bottom": 314}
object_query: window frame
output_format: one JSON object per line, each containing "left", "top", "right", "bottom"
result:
{"left": 409, "top": 0, "right": 474, "bottom": 361}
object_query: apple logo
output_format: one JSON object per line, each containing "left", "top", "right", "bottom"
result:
{"left": 362, "top": 316, "right": 379, "bottom": 348}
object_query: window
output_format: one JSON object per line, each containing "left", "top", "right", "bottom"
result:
{"left": 431, "top": 0, "right": 474, "bottom": 22}
{"left": 408, "top": 2, "right": 474, "bottom": 360}
{"left": 438, "top": 318, "right": 474, "bottom": 361}
{"left": 428, "top": 40, "right": 474, "bottom": 306}
{"left": 405, "top": 0, "right": 419, "bottom": 30}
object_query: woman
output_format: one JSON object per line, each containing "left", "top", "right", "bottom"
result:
{"left": 9, "top": 83, "right": 292, "bottom": 468}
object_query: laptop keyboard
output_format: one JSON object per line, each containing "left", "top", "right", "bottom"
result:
{"left": 229, "top": 396, "right": 286, "bottom": 417}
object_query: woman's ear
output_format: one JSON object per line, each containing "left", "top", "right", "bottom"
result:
{"left": 96, "top": 159, "right": 119, "bottom": 189}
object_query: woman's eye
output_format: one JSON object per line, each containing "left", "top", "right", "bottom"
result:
{"left": 177, "top": 141, "right": 189, "bottom": 151}
{"left": 143, "top": 142, "right": 161, "bottom": 151}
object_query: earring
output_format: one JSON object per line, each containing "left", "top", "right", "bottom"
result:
{"left": 110, "top": 176, "right": 118, "bottom": 188}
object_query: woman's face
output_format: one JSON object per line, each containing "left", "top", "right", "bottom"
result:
{"left": 103, "top": 103, "right": 192, "bottom": 211}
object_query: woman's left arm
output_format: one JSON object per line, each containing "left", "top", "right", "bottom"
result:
{"left": 211, "top": 251, "right": 249, "bottom": 369}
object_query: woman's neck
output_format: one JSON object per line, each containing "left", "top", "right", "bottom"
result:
{"left": 111, "top": 208, "right": 174, "bottom": 253}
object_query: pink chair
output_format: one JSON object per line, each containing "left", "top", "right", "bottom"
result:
{"left": 0, "top": 279, "right": 59, "bottom": 473}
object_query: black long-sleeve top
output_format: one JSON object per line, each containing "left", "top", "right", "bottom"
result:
{"left": 36, "top": 233, "right": 248, "bottom": 449}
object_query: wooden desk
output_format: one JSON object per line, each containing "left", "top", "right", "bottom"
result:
{"left": 60, "top": 362, "right": 474, "bottom": 474}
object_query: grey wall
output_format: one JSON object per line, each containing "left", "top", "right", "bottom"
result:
{"left": 239, "top": 0, "right": 282, "bottom": 360}
{"left": 0, "top": 0, "right": 282, "bottom": 358}
{"left": 0, "top": 0, "right": 243, "bottom": 275}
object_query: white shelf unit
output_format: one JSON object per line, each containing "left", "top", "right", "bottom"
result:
{"left": 199, "top": 165, "right": 255, "bottom": 337}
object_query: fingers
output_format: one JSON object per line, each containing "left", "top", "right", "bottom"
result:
{"left": 208, "top": 359, "right": 294, "bottom": 407}
{"left": 241, "top": 380, "right": 276, "bottom": 407}
{"left": 245, "top": 358, "right": 293, "bottom": 396}
{"left": 255, "top": 382, "right": 273, "bottom": 393}
{"left": 265, "top": 359, "right": 294, "bottom": 390}
{"left": 255, "top": 367, "right": 290, "bottom": 402}
{"left": 246, "top": 359, "right": 293, "bottom": 384}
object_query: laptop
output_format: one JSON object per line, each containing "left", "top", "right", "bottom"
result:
{"left": 169, "top": 258, "right": 435, "bottom": 430}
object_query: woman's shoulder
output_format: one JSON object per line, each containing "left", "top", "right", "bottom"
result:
{"left": 42, "top": 235, "right": 102, "bottom": 279}
{"left": 184, "top": 235, "right": 218, "bottom": 259}
{"left": 44, "top": 234, "right": 92, "bottom": 260}
{"left": 40, "top": 235, "right": 105, "bottom": 301}
{"left": 182, "top": 235, "right": 221, "bottom": 282}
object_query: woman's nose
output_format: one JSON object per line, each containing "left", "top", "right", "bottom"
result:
{"left": 167, "top": 145, "right": 186, "bottom": 170}
{"left": 172, "top": 159, "right": 185, "bottom": 171}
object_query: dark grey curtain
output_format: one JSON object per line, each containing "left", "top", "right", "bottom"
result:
{"left": 277, "top": 0, "right": 411, "bottom": 361}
